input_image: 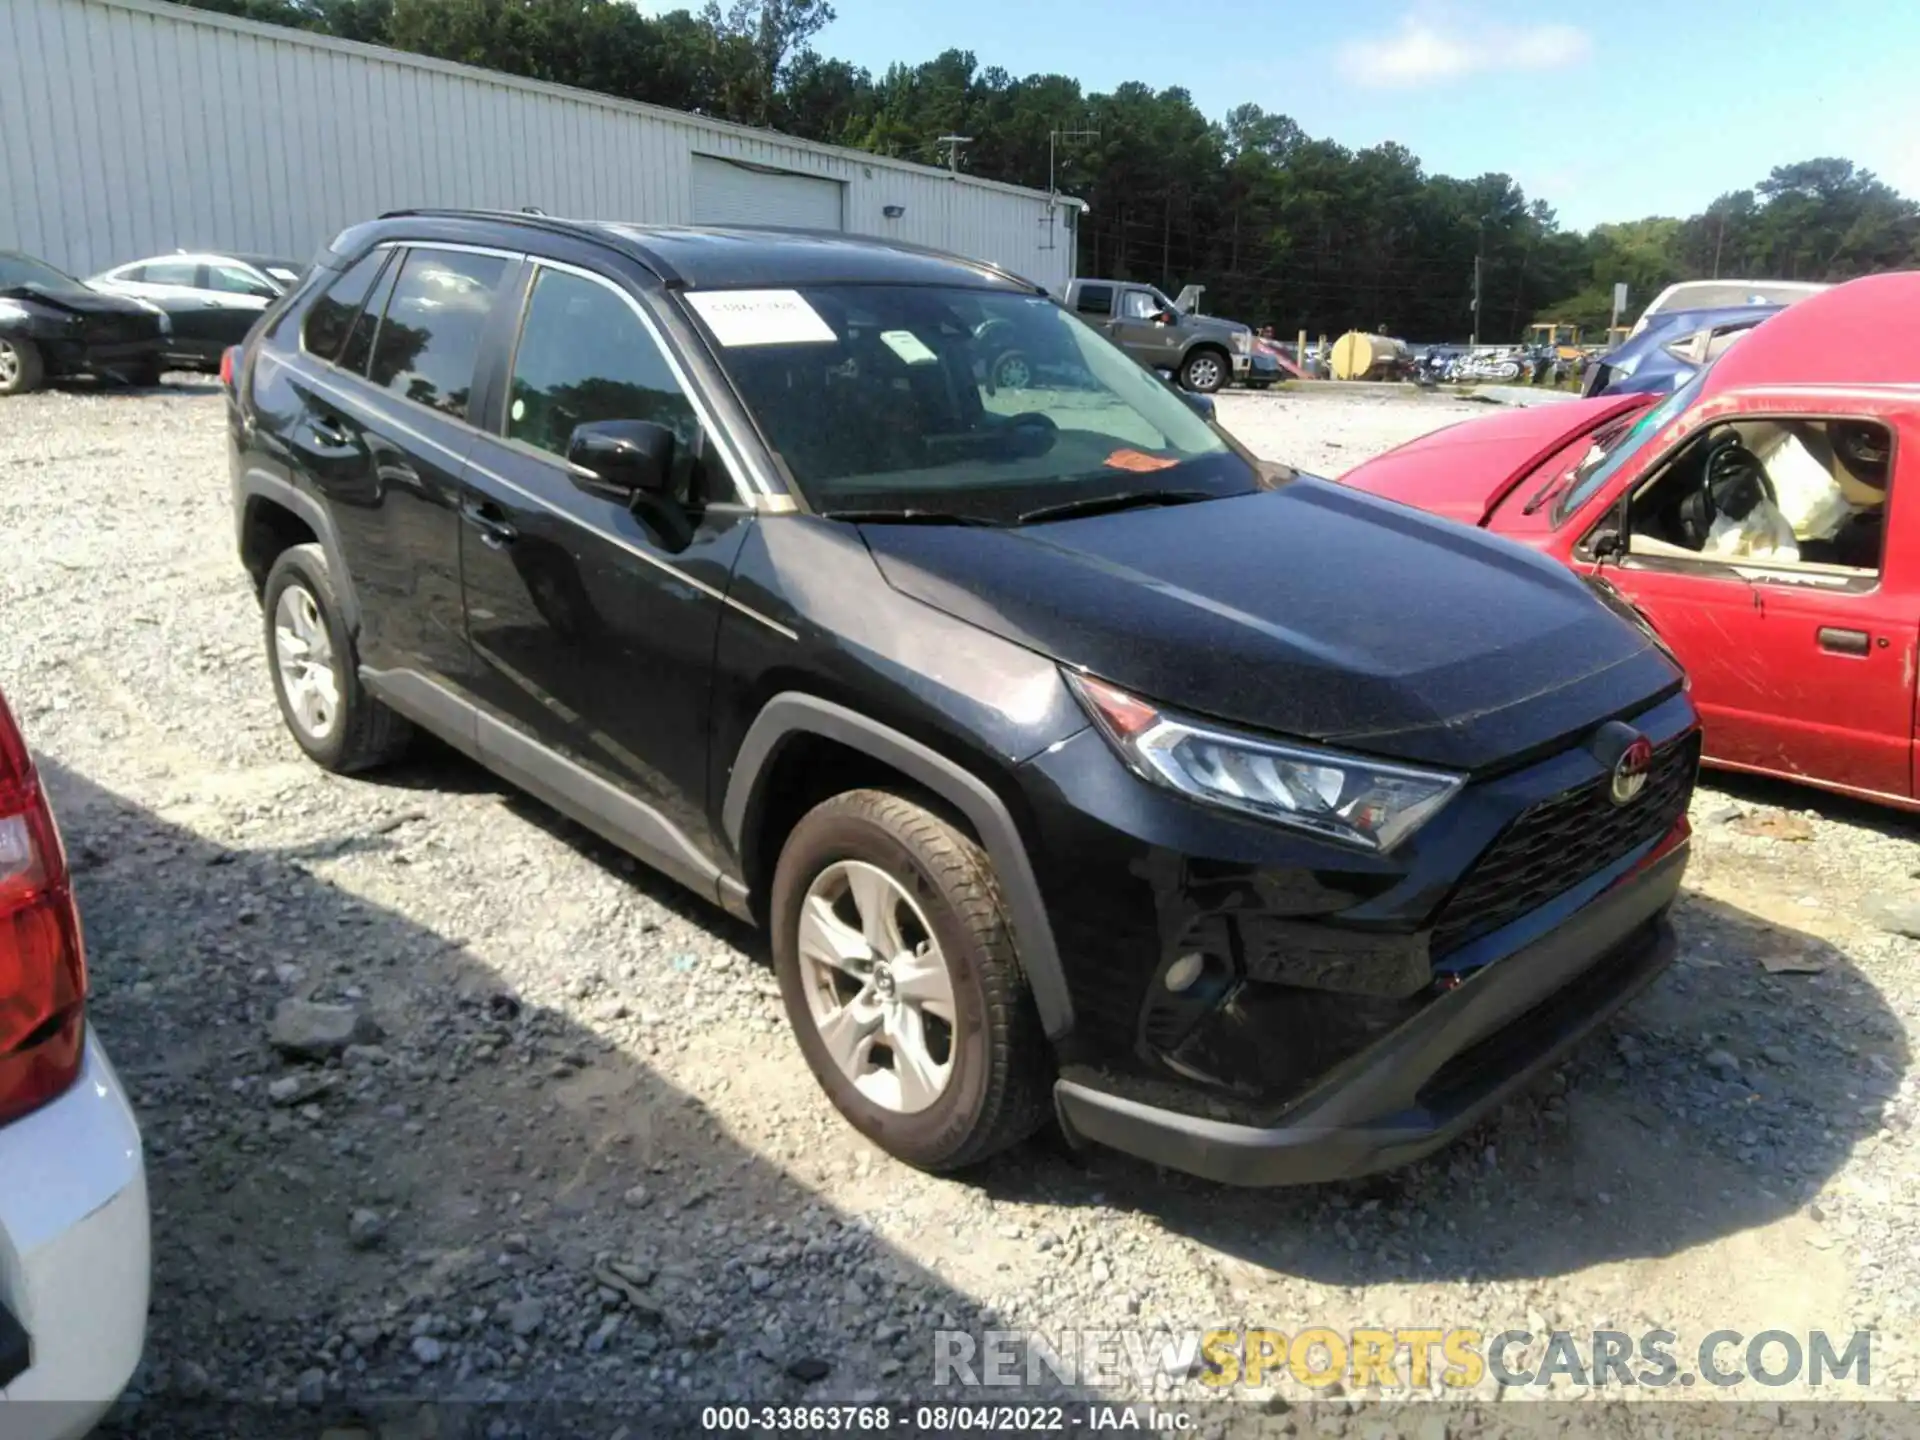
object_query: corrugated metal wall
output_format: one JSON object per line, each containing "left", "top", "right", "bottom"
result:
{"left": 0, "top": 0, "right": 1077, "bottom": 288}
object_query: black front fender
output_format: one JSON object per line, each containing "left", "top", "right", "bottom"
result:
{"left": 722, "top": 693, "right": 1075, "bottom": 1041}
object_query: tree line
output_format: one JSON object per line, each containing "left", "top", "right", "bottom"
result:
{"left": 187, "top": 0, "right": 1920, "bottom": 342}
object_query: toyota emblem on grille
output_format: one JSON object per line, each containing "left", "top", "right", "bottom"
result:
{"left": 1611, "top": 736, "right": 1654, "bottom": 806}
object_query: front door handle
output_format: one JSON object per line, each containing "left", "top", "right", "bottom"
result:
{"left": 461, "top": 500, "right": 518, "bottom": 549}
{"left": 1817, "top": 626, "right": 1870, "bottom": 656}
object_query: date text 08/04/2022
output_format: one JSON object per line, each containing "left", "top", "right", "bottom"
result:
{"left": 699, "top": 1403, "right": 1192, "bottom": 1432}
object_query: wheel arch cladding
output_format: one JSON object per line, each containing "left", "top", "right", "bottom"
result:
{"left": 237, "top": 477, "right": 360, "bottom": 631}
{"left": 724, "top": 694, "right": 1075, "bottom": 1041}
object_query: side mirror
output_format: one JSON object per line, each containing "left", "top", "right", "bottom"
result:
{"left": 567, "top": 420, "right": 674, "bottom": 502}
{"left": 1181, "top": 390, "right": 1216, "bottom": 423}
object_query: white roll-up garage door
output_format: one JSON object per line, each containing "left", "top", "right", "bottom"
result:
{"left": 691, "top": 155, "right": 844, "bottom": 230}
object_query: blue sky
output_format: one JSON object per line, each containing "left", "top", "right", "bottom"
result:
{"left": 799, "top": 0, "right": 1920, "bottom": 231}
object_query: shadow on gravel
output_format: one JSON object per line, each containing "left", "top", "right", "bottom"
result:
{"left": 310, "top": 734, "right": 1911, "bottom": 1298}
{"left": 972, "top": 888, "right": 1907, "bottom": 1287}
{"left": 40, "top": 760, "right": 992, "bottom": 1440}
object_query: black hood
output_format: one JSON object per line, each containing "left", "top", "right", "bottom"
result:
{"left": 0, "top": 284, "right": 155, "bottom": 320}
{"left": 858, "top": 481, "right": 1681, "bottom": 773}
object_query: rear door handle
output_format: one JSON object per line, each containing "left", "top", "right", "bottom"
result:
{"left": 461, "top": 500, "right": 518, "bottom": 549}
{"left": 1817, "top": 626, "right": 1870, "bottom": 656}
{"left": 304, "top": 415, "right": 353, "bottom": 450}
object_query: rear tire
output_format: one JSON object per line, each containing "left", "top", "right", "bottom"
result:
{"left": 771, "top": 788, "right": 1051, "bottom": 1172}
{"left": 263, "top": 543, "right": 411, "bottom": 773}
{"left": 0, "top": 338, "right": 45, "bottom": 396}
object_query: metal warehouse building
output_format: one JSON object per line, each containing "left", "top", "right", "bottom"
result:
{"left": 0, "top": 0, "right": 1080, "bottom": 287}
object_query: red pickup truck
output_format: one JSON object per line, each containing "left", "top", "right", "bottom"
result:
{"left": 1342, "top": 272, "right": 1918, "bottom": 812}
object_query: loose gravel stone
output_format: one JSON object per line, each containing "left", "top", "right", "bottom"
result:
{"left": 270, "top": 998, "right": 375, "bottom": 1059}
{"left": 347, "top": 1208, "right": 387, "bottom": 1250}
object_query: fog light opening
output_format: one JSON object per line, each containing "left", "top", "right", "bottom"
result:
{"left": 1164, "top": 950, "right": 1212, "bottom": 993}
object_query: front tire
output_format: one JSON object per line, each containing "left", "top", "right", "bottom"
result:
{"left": 771, "top": 789, "right": 1051, "bottom": 1172}
{"left": 1180, "top": 348, "right": 1227, "bottom": 393}
{"left": 263, "top": 543, "right": 411, "bottom": 773}
{"left": 0, "top": 338, "right": 46, "bottom": 396}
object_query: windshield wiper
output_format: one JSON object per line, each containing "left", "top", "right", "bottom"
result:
{"left": 1521, "top": 467, "right": 1580, "bottom": 516}
{"left": 819, "top": 508, "right": 1002, "bottom": 527}
{"left": 1017, "top": 489, "right": 1216, "bottom": 525}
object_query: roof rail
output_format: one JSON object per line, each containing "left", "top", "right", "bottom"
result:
{"left": 372, "top": 207, "right": 683, "bottom": 283}
{"left": 367, "top": 208, "right": 1047, "bottom": 292}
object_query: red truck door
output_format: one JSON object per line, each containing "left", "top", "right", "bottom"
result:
{"left": 1588, "top": 400, "right": 1918, "bottom": 804}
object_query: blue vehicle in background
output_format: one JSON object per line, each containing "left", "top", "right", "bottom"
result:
{"left": 1582, "top": 303, "right": 1785, "bottom": 397}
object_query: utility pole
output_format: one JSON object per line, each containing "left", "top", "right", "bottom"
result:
{"left": 1470, "top": 252, "right": 1483, "bottom": 348}
{"left": 1046, "top": 128, "right": 1097, "bottom": 251}
{"left": 1471, "top": 209, "right": 1493, "bottom": 347}
{"left": 936, "top": 135, "right": 972, "bottom": 174}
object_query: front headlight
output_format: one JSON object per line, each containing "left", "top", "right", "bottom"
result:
{"left": 1230, "top": 329, "right": 1252, "bottom": 354}
{"left": 130, "top": 297, "right": 172, "bottom": 335}
{"left": 1067, "top": 673, "right": 1463, "bottom": 852}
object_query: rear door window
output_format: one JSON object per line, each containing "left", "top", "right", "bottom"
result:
{"left": 302, "top": 249, "right": 389, "bottom": 363}
{"left": 205, "top": 263, "right": 277, "bottom": 299}
{"left": 1073, "top": 284, "right": 1113, "bottom": 318}
{"left": 139, "top": 259, "right": 199, "bottom": 287}
{"left": 367, "top": 248, "right": 510, "bottom": 419}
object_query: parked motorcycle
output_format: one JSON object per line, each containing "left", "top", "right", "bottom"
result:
{"left": 1451, "top": 348, "right": 1527, "bottom": 382}
{"left": 1410, "top": 346, "right": 1459, "bottom": 385}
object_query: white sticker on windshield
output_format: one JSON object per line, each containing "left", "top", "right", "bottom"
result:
{"left": 686, "top": 289, "right": 836, "bottom": 347}
{"left": 879, "top": 329, "right": 937, "bottom": 365}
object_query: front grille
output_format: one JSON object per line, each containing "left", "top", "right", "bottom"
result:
{"left": 84, "top": 314, "right": 160, "bottom": 344}
{"left": 1428, "top": 733, "right": 1698, "bottom": 958}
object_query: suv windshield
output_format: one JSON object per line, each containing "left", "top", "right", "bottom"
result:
{"left": 0, "top": 253, "right": 87, "bottom": 295}
{"left": 1554, "top": 364, "right": 1712, "bottom": 523}
{"left": 686, "top": 284, "right": 1257, "bottom": 523}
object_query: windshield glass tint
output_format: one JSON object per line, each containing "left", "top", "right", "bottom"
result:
{"left": 0, "top": 254, "right": 85, "bottom": 293}
{"left": 1556, "top": 365, "right": 1711, "bottom": 522}
{"left": 688, "top": 284, "right": 1254, "bottom": 521}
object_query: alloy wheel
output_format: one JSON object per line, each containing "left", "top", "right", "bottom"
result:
{"left": 0, "top": 343, "right": 19, "bottom": 387}
{"left": 273, "top": 582, "right": 340, "bottom": 741}
{"left": 994, "top": 353, "right": 1032, "bottom": 389}
{"left": 796, "top": 859, "right": 957, "bottom": 1113}
{"left": 1188, "top": 356, "right": 1221, "bottom": 390}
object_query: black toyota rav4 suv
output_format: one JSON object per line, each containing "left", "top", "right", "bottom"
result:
{"left": 227, "top": 210, "right": 1699, "bottom": 1185}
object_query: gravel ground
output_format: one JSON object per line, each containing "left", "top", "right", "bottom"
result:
{"left": 4, "top": 379, "right": 1918, "bottom": 1437}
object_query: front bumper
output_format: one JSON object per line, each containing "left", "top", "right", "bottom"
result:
{"left": 43, "top": 337, "right": 164, "bottom": 381}
{"left": 1054, "top": 828, "right": 1686, "bottom": 1185}
{"left": 0, "top": 1034, "right": 150, "bottom": 1433}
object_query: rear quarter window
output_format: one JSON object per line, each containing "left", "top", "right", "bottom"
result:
{"left": 302, "top": 249, "right": 389, "bottom": 363}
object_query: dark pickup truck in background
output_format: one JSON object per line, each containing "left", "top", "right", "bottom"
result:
{"left": 1060, "top": 277, "right": 1255, "bottom": 393}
